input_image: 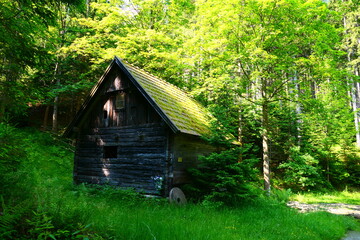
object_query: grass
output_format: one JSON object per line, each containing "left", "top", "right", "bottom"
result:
{"left": 68, "top": 195, "right": 355, "bottom": 239}
{"left": 1, "top": 126, "right": 359, "bottom": 239}
{"left": 291, "top": 191, "right": 360, "bottom": 205}
{"left": 33, "top": 181, "right": 359, "bottom": 240}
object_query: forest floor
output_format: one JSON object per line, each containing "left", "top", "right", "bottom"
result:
{"left": 2, "top": 126, "right": 359, "bottom": 240}
{"left": 341, "top": 231, "right": 360, "bottom": 240}
{"left": 287, "top": 202, "right": 360, "bottom": 239}
{"left": 287, "top": 201, "right": 360, "bottom": 219}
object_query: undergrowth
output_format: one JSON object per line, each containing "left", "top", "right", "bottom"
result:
{"left": 0, "top": 125, "right": 359, "bottom": 239}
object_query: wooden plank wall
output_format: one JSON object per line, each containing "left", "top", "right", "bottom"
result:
{"left": 74, "top": 123, "right": 168, "bottom": 195}
{"left": 172, "top": 134, "right": 216, "bottom": 185}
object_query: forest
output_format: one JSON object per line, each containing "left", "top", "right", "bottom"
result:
{"left": 0, "top": 0, "right": 360, "bottom": 239}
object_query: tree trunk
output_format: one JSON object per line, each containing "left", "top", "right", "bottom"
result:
{"left": 86, "top": 0, "right": 91, "bottom": 17}
{"left": 355, "top": 70, "right": 360, "bottom": 147}
{"left": 51, "top": 3, "right": 68, "bottom": 133}
{"left": 42, "top": 105, "right": 50, "bottom": 131}
{"left": 52, "top": 96, "right": 59, "bottom": 132}
{"left": 238, "top": 102, "right": 244, "bottom": 163}
{"left": 292, "top": 71, "right": 302, "bottom": 145}
{"left": 52, "top": 62, "right": 60, "bottom": 133}
{"left": 237, "top": 95, "right": 243, "bottom": 146}
{"left": 262, "top": 101, "right": 271, "bottom": 195}
{"left": 343, "top": 13, "right": 360, "bottom": 147}
{"left": 351, "top": 75, "right": 360, "bottom": 148}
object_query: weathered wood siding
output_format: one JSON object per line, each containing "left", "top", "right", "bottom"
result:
{"left": 71, "top": 62, "right": 216, "bottom": 196}
{"left": 76, "top": 66, "right": 161, "bottom": 131}
{"left": 74, "top": 123, "right": 169, "bottom": 195}
{"left": 73, "top": 67, "right": 169, "bottom": 195}
{"left": 171, "top": 134, "right": 216, "bottom": 185}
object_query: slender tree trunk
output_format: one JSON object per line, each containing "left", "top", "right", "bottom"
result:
{"left": 237, "top": 95, "right": 243, "bottom": 146}
{"left": 343, "top": 13, "right": 360, "bottom": 147}
{"left": 52, "top": 3, "right": 68, "bottom": 133}
{"left": 237, "top": 98, "right": 244, "bottom": 162}
{"left": 86, "top": 0, "right": 91, "bottom": 17}
{"left": 262, "top": 100, "right": 271, "bottom": 194}
{"left": 291, "top": 71, "right": 302, "bottom": 145}
{"left": 310, "top": 81, "right": 316, "bottom": 99}
{"left": 351, "top": 75, "right": 360, "bottom": 148}
{"left": 348, "top": 64, "right": 360, "bottom": 148}
{"left": 238, "top": 107, "right": 243, "bottom": 146}
{"left": 52, "top": 95, "right": 59, "bottom": 132}
{"left": 42, "top": 105, "right": 50, "bottom": 131}
{"left": 52, "top": 62, "right": 60, "bottom": 133}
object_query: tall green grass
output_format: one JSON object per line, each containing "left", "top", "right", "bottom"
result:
{"left": 1, "top": 127, "right": 359, "bottom": 239}
{"left": 291, "top": 191, "right": 360, "bottom": 205}
{"left": 43, "top": 189, "right": 359, "bottom": 240}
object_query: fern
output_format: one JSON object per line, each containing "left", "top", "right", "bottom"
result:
{"left": 0, "top": 197, "right": 32, "bottom": 239}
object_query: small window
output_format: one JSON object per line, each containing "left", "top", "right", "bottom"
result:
{"left": 115, "top": 93, "right": 125, "bottom": 110}
{"left": 103, "top": 110, "right": 108, "bottom": 119}
{"left": 103, "top": 146, "right": 117, "bottom": 158}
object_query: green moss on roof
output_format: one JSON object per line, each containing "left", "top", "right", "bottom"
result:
{"left": 123, "top": 63, "right": 212, "bottom": 136}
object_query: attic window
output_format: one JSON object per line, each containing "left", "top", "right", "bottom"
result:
{"left": 103, "top": 146, "right": 117, "bottom": 158}
{"left": 115, "top": 93, "right": 125, "bottom": 110}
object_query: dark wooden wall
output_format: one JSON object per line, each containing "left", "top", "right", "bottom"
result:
{"left": 73, "top": 66, "right": 169, "bottom": 195}
{"left": 171, "top": 133, "right": 216, "bottom": 185}
{"left": 74, "top": 123, "right": 169, "bottom": 195}
{"left": 92, "top": 68, "right": 161, "bottom": 129}
{"left": 73, "top": 64, "right": 216, "bottom": 196}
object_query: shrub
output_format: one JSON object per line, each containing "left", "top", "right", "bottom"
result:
{"left": 0, "top": 123, "right": 29, "bottom": 202}
{"left": 269, "top": 188, "right": 292, "bottom": 204}
{"left": 329, "top": 145, "right": 360, "bottom": 189}
{"left": 279, "top": 146, "right": 324, "bottom": 191}
{"left": 185, "top": 145, "right": 259, "bottom": 206}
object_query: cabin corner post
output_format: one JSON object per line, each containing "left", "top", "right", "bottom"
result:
{"left": 164, "top": 131, "right": 174, "bottom": 197}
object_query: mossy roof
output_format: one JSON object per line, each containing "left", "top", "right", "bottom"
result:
{"left": 64, "top": 57, "right": 213, "bottom": 137}
{"left": 120, "top": 59, "right": 212, "bottom": 136}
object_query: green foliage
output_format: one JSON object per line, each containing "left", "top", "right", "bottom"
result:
{"left": 2, "top": 0, "right": 359, "bottom": 194}
{"left": 0, "top": 199, "right": 33, "bottom": 239}
{"left": 72, "top": 183, "right": 144, "bottom": 205}
{"left": 24, "top": 211, "right": 105, "bottom": 240}
{"left": 328, "top": 144, "right": 360, "bottom": 188}
{"left": 0, "top": 127, "right": 358, "bottom": 239}
{"left": 0, "top": 0, "right": 85, "bottom": 122}
{"left": 0, "top": 1, "right": 359, "bottom": 238}
{"left": 0, "top": 204, "right": 106, "bottom": 239}
{"left": 0, "top": 123, "right": 29, "bottom": 200}
{"left": 269, "top": 188, "right": 293, "bottom": 204}
{"left": 0, "top": 126, "right": 107, "bottom": 239}
{"left": 279, "top": 146, "right": 324, "bottom": 191}
{"left": 185, "top": 146, "right": 259, "bottom": 206}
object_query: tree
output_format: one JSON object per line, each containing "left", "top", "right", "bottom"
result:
{"left": 0, "top": 0, "right": 83, "bottom": 124}
{"left": 184, "top": 0, "right": 341, "bottom": 193}
{"left": 330, "top": 0, "right": 360, "bottom": 147}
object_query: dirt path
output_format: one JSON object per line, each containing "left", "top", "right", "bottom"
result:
{"left": 287, "top": 201, "right": 360, "bottom": 219}
{"left": 342, "top": 231, "right": 360, "bottom": 240}
{"left": 287, "top": 202, "right": 360, "bottom": 239}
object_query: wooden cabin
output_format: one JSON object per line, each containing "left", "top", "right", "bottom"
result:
{"left": 64, "top": 57, "right": 216, "bottom": 196}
